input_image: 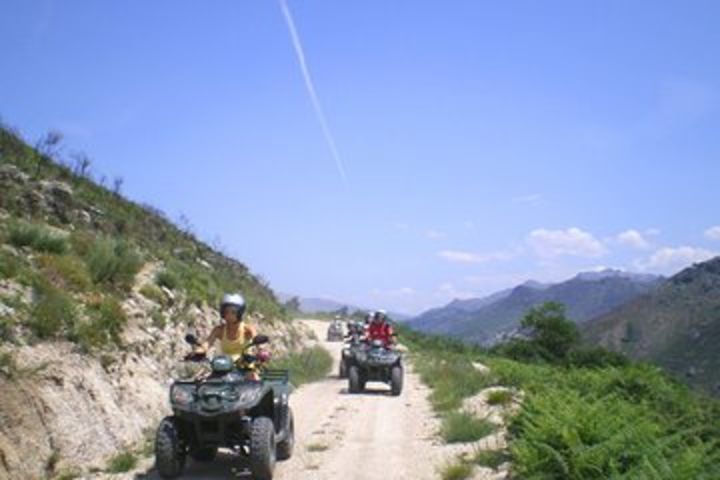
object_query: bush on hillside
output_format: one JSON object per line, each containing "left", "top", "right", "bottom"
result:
{"left": 85, "top": 237, "right": 142, "bottom": 289}
{"left": 29, "top": 281, "right": 78, "bottom": 339}
{"left": 8, "top": 221, "right": 67, "bottom": 254}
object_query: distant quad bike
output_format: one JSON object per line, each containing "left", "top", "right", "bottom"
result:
{"left": 346, "top": 339, "right": 403, "bottom": 396}
{"left": 326, "top": 321, "right": 344, "bottom": 342}
{"left": 155, "top": 334, "right": 294, "bottom": 480}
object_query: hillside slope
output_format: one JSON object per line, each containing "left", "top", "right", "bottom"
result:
{"left": 0, "top": 125, "right": 311, "bottom": 479}
{"left": 584, "top": 257, "right": 720, "bottom": 395}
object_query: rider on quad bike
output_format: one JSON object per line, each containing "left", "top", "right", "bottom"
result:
{"left": 365, "top": 310, "right": 395, "bottom": 348}
{"left": 154, "top": 292, "right": 293, "bottom": 480}
{"left": 194, "top": 293, "right": 270, "bottom": 380}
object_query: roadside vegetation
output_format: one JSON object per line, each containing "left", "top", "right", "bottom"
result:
{"left": 401, "top": 302, "right": 720, "bottom": 479}
{"left": 270, "top": 345, "right": 333, "bottom": 387}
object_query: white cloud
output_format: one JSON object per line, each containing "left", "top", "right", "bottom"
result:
{"left": 438, "top": 249, "right": 517, "bottom": 264}
{"left": 704, "top": 226, "right": 720, "bottom": 241}
{"left": 616, "top": 229, "right": 650, "bottom": 249}
{"left": 635, "top": 246, "right": 718, "bottom": 274}
{"left": 425, "top": 229, "right": 447, "bottom": 240}
{"left": 394, "top": 222, "right": 410, "bottom": 231}
{"left": 464, "top": 221, "right": 476, "bottom": 230}
{"left": 644, "top": 228, "right": 661, "bottom": 237}
{"left": 527, "top": 227, "right": 607, "bottom": 258}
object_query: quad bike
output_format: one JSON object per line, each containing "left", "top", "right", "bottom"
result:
{"left": 326, "top": 320, "right": 344, "bottom": 342}
{"left": 154, "top": 334, "right": 294, "bottom": 480}
{"left": 346, "top": 339, "right": 403, "bottom": 396}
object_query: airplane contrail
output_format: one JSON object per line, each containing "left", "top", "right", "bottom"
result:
{"left": 278, "top": 0, "right": 348, "bottom": 184}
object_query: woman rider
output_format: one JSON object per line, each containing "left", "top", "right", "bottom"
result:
{"left": 196, "top": 293, "right": 267, "bottom": 378}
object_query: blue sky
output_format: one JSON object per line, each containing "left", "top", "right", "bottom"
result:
{"left": 2, "top": 0, "right": 720, "bottom": 314}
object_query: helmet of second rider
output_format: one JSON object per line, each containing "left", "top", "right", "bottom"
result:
{"left": 374, "top": 309, "right": 387, "bottom": 323}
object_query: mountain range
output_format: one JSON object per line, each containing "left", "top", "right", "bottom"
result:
{"left": 409, "top": 269, "right": 662, "bottom": 344}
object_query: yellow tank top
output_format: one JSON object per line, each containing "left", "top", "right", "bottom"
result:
{"left": 220, "top": 323, "right": 250, "bottom": 360}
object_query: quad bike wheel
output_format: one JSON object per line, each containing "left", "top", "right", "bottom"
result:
{"left": 339, "top": 358, "right": 347, "bottom": 378}
{"left": 250, "top": 416, "right": 276, "bottom": 480}
{"left": 391, "top": 365, "right": 404, "bottom": 396}
{"left": 349, "top": 365, "right": 362, "bottom": 393}
{"left": 276, "top": 407, "right": 295, "bottom": 460}
{"left": 155, "top": 416, "right": 186, "bottom": 479}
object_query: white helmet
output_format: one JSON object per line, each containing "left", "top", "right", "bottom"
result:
{"left": 220, "top": 293, "right": 246, "bottom": 317}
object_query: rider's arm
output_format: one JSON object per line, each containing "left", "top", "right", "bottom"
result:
{"left": 198, "top": 325, "right": 222, "bottom": 353}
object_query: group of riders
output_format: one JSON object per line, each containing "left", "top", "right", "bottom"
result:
{"left": 192, "top": 292, "right": 396, "bottom": 375}
{"left": 344, "top": 310, "right": 396, "bottom": 348}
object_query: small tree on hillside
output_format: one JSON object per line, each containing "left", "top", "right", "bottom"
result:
{"left": 521, "top": 302, "right": 580, "bottom": 361}
{"left": 284, "top": 297, "right": 301, "bottom": 313}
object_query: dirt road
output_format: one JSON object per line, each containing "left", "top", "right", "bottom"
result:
{"left": 137, "top": 319, "right": 447, "bottom": 480}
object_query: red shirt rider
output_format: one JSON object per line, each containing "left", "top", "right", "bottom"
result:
{"left": 366, "top": 311, "right": 394, "bottom": 347}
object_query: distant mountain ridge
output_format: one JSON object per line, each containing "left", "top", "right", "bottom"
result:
{"left": 409, "top": 269, "right": 662, "bottom": 344}
{"left": 278, "top": 293, "right": 411, "bottom": 321}
{"left": 584, "top": 257, "right": 720, "bottom": 395}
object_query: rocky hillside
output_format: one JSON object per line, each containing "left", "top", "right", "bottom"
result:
{"left": 410, "top": 270, "right": 661, "bottom": 345}
{"left": 584, "top": 257, "right": 720, "bottom": 396}
{"left": 0, "top": 125, "right": 311, "bottom": 479}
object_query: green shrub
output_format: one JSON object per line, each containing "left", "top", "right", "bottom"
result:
{"left": 472, "top": 449, "right": 509, "bottom": 470}
{"left": 29, "top": 282, "right": 77, "bottom": 339}
{"left": 568, "top": 346, "right": 629, "bottom": 368}
{"left": 68, "top": 231, "right": 94, "bottom": 257}
{"left": 106, "top": 451, "right": 137, "bottom": 473}
{"left": 0, "top": 250, "right": 20, "bottom": 278}
{"left": 8, "top": 221, "right": 67, "bottom": 254}
{"left": 520, "top": 302, "right": 580, "bottom": 362}
{"left": 37, "top": 254, "right": 91, "bottom": 291}
{"left": 0, "top": 350, "right": 17, "bottom": 378}
{"left": 441, "top": 412, "right": 496, "bottom": 443}
{"left": 155, "top": 269, "right": 180, "bottom": 290}
{"left": 413, "top": 352, "right": 494, "bottom": 412}
{"left": 439, "top": 461, "right": 473, "bottom": 480}
{"left": 71, "top": 297, "right": 126, "bottom": 350}
{"left": 85, "top": 238, "right": 142, "bottom": 289}
{"left": 486, "top": 389, "right": 513, "bottom": 406}
{"left": 150, "top": 308, "right": 167, "bottom": 329}
{"left": 270, "top": 345, "right": 333, "bottom": 387}
{"left": 0, "top": 314, "right": 15, "bottom": 342}
{"left": 140, "top": 284, "right": 166, "bottom": 305}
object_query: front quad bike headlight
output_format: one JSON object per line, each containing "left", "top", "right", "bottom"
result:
{"left": 171, "top": 384, "right": 195, "bottom": 406}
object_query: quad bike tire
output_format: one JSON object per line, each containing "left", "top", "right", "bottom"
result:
{"left": 276, "top": 407, "right": 295, "bottom": 460}
{"left": 190, "top": 446, "right": 217, "bottom": 462}
{"left": 391, "top": 365, "right": 404, "bottom": 396}
{"left": 155, "top": 416, "right": 186, "bottom": 479}
{"left": 250, "top": 416, "right": 277, "bottom": 480}
{"left": 339, "top": 358, "right": 347, "bottom": 378}
{"left": 349, "top": 365, "right": 362, "bottom": 393}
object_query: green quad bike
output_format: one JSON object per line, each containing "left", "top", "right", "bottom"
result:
{"left": 346, "top": 339, "right": 403, "bottom": 396}
{"left": 155, "top": 334, "right": 294, "bottom": 480}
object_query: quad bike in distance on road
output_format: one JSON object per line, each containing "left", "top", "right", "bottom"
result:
{"left": 346, "top": 339, "right": 403, "bottom": 396}
{"left": 155, "top": 334, "right": 294, "bottom": 480}
{"left": 326, "top": 319, "right": 345, "bottom": 342}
